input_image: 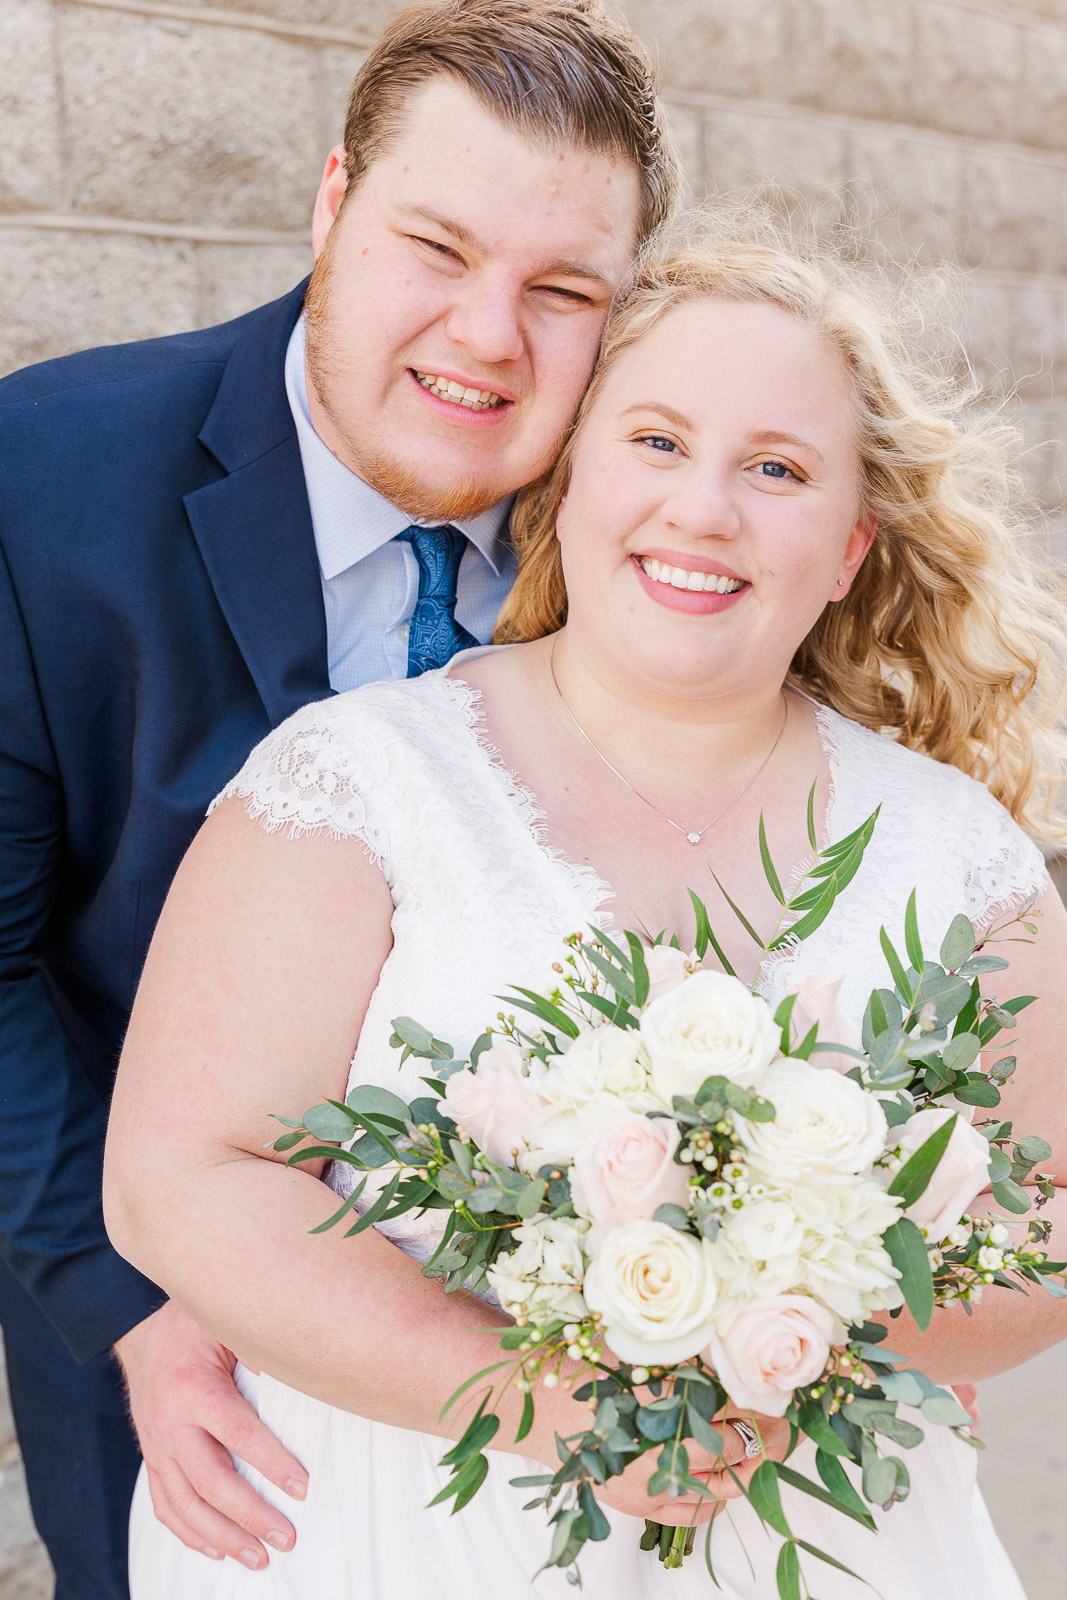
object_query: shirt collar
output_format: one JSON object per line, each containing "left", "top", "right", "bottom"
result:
{"left": 284, "top": 316, "right": 513, "bottom": 582}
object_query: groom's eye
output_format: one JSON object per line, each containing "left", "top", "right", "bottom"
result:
{"left": 414, "top": 236, "right": 463, "bottom": 263}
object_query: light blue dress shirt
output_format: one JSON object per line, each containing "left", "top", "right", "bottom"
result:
{"left": 284, "top": 315, "right": 516, "bottom": 693}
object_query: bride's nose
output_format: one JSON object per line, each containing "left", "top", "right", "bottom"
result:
{"left": 660, "top": 466, "right": 742, "bottom": 542}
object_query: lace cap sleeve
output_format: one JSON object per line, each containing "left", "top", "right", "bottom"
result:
{"left": 958, "top": 778, "right": 1051, "bottom": 930}
{"left": 209, "top": 697, "right": 386, "bottom": 865}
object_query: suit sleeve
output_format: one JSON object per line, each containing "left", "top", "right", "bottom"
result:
{"left": 0, "top": 538, "right": 166, "bottom": 1362}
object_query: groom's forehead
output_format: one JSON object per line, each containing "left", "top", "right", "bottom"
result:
{"left": 357, "top": 78, "right": 642, "bottom": 267}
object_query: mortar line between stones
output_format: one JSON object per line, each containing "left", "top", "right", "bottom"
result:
{"left": 669, "top": 89, "right": 1067, "bottom": 173}
{"left": 0, "top": 212, "right": 311, "bottom": 246}
{"left": 59, "top": 0, "right": 375, "bottom": 49}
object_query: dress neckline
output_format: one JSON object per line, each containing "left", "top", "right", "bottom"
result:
{"left": 429, "top": 669, "right": 845, "bottom": 992}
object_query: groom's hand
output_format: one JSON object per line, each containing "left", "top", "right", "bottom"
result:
{"left": 114, "top": 1300, "right": 309, "bottom": 1568}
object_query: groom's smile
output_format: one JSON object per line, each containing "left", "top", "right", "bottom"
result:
{"left": 303, "top": 77, "right": 642, "bottom": 522}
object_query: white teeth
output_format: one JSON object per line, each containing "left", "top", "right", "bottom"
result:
{"left": 639, "top": 557, "right": 745, "bottom": 594}
{"left": 414, "top": 371, "right": 506, "bottom": 411}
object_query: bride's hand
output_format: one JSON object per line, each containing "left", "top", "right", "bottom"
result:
{"left": 590, "top": 1409, "right": 791, "bottom": 1525}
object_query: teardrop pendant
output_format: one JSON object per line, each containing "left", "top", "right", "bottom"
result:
{"left": 686, "top": 831, "right": 701, "bottom": 845}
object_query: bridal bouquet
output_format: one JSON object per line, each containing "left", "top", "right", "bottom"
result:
{"left": 275, "top": 803, "right": 1064, "bottom": 1596}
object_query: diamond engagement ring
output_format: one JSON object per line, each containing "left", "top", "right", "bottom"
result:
{"left": 729, "top": 1420, "right": 762, "bottom": 1460}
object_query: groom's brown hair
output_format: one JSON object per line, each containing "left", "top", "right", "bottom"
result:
{"left": 341, "top": 0, "right": 678, "bottom": 246}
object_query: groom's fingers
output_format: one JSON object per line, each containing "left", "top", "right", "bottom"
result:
{"left": 180, "top": 1426, "right": 299, "bottom": 1557}
{"left": 205, "top": 1382, "right": 310, "bottom": 1500}
{"left": 152, "top": 1446, "right": 278, "bottom": 1569}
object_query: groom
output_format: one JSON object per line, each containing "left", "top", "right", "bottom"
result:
{"left": 0, "top": 1, "right": 676, "bottom": 1595}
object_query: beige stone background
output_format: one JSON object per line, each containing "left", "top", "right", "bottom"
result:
{"left": 1, "top": 0, "right": 1066, "bottom": 1595}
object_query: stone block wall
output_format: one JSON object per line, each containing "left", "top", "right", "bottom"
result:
{"left": 1, "top": 0, "right": 1065, "bottom": 554}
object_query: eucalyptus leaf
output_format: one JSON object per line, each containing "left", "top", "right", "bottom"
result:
{"left": 302, "top": 1102, "right": 358, "bottom": 1143}
{"left": 939, "top": 913, "right": 976, "bottom": 972}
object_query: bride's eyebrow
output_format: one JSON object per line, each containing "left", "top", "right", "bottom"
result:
{"left": 619, "top": 401, "right": 692, "bottom": 429}
{"left": 748, "top": 429, "right": 825, "bottom": 464}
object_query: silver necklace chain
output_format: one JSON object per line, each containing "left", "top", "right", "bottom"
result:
{"left": 549, "top": 644, "right": 789, "bottom": 846}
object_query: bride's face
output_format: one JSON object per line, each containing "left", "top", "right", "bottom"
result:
{"left": 555, "top": 297, "right": 876, "bottom": 700}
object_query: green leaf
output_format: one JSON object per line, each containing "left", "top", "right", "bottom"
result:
{"left": 625, "top": 932, "right": 651, "bottom": 1007}
{"left": 390, "top": 1015, "right": 436, "bottom": 1054}
{"left": 797, "top": 1403, "right": 851, "bottom": 1458}
{"left": 919, "top": 1392, "right": 971, "bottom": 1427}
{"left": 343, "top": 1171, "right": 401, "bottom": 1236}
{"left": 862, "top": 1451, "right": 898, "bottom": 1507}
{"left": 583, "top": 944, "right": 636, "bottom": 1006}
{"left": 506, "top": 987, "right": 581, "bottom": 1040}
{"left": 774, "top": 992, "right": 798, "bottom": 1055}
{"left": 772, "top": 872, "right": 838, "bottom": 949}
{"left": 686, "top": 1401, "right": 723, "bottom": 1455}
{"left": 578, "top": 1480, "right": 611, "bottom": 1541}
{"left": 636, "top": 1405, "right": 681, "bottom": 1442}
{"left": 345, "top": 1084, "right": 412, "bottom": 1125}
{"left": 746, "top": 1460, "right": 791, "bottom": 1539}
{"left": 952, "top": 1078, "right": 1001, "bottom": 1108}
{"left": 884, "top": 1217, "right": 935, "bottom": 1331}
{"left": 808, "top": 1452, "right": 877, "bottom": 1529}
{"left": 871, "top": 1412, "right": 924, "bottom": 1449}
{"left": 440, "top": 1411, "right": 500, "bottom": 1466}
{"left": 1015, "top": 1136, "right": 1052, "bottom": 1165}
{"left": 775, "top": 1540, "right": 801, "bottom": 1600}
{"left": 302, "top": 1101, "right": 359, "bottom": 1143}
{"left": 438, "top": 1360, "right": 516, "bottom": 1421}
{"left": 710, "top": 872, "right": 766, "bottom": 949}
{"left": 806, "top": 780, "right": 818, "bottom": 850}
{"left": 653, "top": 1203, "right": 692, "bottom": 1231}
{"left": 271, "top": 1128, "right": 307, "bottom": 1153}
{"left": 879, "top": 927, "right": 914, "bottom": 1003}
{"left": 759, "top": 814, "right": 787, "bottom": 905}
{"left": 877, "top": 1370, "right": 924, "bottom": 1406}
{"left": 940, "top": 913, "right": 976, "bottom": 972}
{"left": 795, "top": 1539, "right": 872, "bottom": 1584}
{"left": 308, "top": 1176, "right": 369, "bottom": 1234}
{"left": 516, "top": 1179, "right": 547, "bottom": 1219}
{"left": 515, "top": 1390, "right": 535, "bottom": 1443}
{"left": 888, "top": 1114, "right": 957, "bottom": 1208}
{"left": 904, "top": 890, "right": 924, "bottom": 970}
{"left": 991, "top": 1178, "right": 1032, "bottom": 1215}
{"left": 688, "top": 889, "right": 736, "bottom": 977}
{"left": 442, "top": 1452, "right": 489, "bottom": 1513}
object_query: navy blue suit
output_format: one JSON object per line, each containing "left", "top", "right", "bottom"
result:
{"left": 0, "top": 280, "right": 328, "bottom": 1596}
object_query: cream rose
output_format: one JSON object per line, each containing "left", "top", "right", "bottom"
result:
{"left": 787, "top": 971, "right": 862, "bottom": 1074}
{"left": 583, "top": 1220, "right": 719, "bottom": 1364}
{"left": 897, "top": 1107, "right": 993, "bottom": 1242}
{"left": 570, "top": 1114, "right": 690, "bottom": 1232}
{"left": 708, "top": 1295, "right": 839, "bottom": 1416}
{"left": 534, "top": 1026, "right": 657, "bottom": 1113}
{"left": 735, "top": 1057, "right": 888, "bottom": 1182}
{"left": 439, "top": 1040, "right": 543, "bottom": 1168}
{"left": 640, "top": 971, "right": 780, "bottom": 1104}
{"left": 645, "top": 945, "right": 699, "bottom": 1004}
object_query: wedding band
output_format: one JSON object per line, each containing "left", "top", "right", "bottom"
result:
{"left": 729, "top": 1420, "right": 762, "bottom": 1460}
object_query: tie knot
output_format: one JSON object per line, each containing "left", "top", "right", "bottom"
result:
{"left": 396, "top": 523, "right": 465, "bottom": 598}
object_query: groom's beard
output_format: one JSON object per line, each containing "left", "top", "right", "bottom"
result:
{"left": 304, "top": 244, "right": 509, "bottom": 524}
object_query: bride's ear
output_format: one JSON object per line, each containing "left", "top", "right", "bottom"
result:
{"left": 832, "top": 511, "right": 878, "bottom": 600}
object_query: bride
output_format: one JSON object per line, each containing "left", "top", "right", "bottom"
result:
{"left": 105, "top": 217, "right": 1067, "bottom": 1598}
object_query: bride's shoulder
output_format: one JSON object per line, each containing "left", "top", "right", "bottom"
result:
{"left": 210, "top": 672, "right": 480, "bottom": 846}
{"left": 815, "top": 701, "right": 1049, "bottom": 916}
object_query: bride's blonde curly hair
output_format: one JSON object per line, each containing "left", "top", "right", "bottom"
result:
{"left": 495, "top": 208, "right": 1067, "bottom": 842}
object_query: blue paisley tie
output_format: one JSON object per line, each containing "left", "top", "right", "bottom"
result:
{"left": 396, "top": 524, "right": 479, "bottom": 677}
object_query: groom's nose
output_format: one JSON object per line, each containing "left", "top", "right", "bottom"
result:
{"left": 444, "top": 275, "right": 525, "bottom": 369}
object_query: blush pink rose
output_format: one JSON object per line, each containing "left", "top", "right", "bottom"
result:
{"left": 788, "top": 971, "right": 862, "bottom": 1073}
{"left": 708, "top": 1295, "right": 838, "bottom": 1416}
{"left": 899, "top": 1107, "right": 992, "bottom": 1242}
{"left": 440, "top": 1041, "right": 543, "bottom": 1168}
{"left": 644, "top": 946, "right": 699, "bottom": 1004}
{"left": 571, "top": 1113, "right": 690, "bottom": 1231}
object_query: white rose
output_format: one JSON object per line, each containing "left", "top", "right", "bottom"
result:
{"left": 516, "top": 1101, "right": 601, "bottom": 1178}
{"left": 708, "top": 1295, "right": 840, "bottom": 1417}
{"left": 897, "top": 1108, "right": 993, "bottom": 1243}
{"left": 735, "top": 1057, "right": 888, "bottom": 1183}
{"left": 533, "top": 1026, "right": 657, "bottom": 1113}
{"left": 486, "top": 1214, "right": 590, "bottom": 1325}
{"left": 789, "top": 1176, "right": 903, "bottom": 1322}
{"left": 645, "top": 945, "right": 699, "bottom": 1004}
{"left": 640, "top": 971, "right": 780, "bottom": 1104}
{"left": 583, "top": 1220, "right": 719, "bottom": 1365}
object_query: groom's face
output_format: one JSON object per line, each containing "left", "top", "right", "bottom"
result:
{"left": 304, "top": 78, "right": 641, "bottom": 521}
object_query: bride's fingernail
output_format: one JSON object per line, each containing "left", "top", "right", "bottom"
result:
{"left": 285, "top": 1477, "right": 308, "bottom": 1500}
{"left": 238, "top": 1549, "right": 265, "bottom": 1570}
{"left": 266, "top": 1531, "right": 292, "bottom": 1552}
{"left": 203, "top": 1547, "right": 221, "bottom": 1561}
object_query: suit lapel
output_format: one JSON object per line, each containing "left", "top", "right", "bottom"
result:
{"left": 185, "top": 280, "right": 333, "bottom": 727}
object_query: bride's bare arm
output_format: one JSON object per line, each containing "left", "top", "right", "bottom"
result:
{"left": 875, "top": 883, "right": 1067, "bottom": 1381}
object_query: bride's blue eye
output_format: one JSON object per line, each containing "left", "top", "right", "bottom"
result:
{"left": 637, "top": 435, "right": 677, "bottom": 453}
{"left": 756, "top": 460, "right": 801, "bottom": 481}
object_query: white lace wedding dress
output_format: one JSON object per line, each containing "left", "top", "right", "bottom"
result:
{"left": 129, "top": 661, "right": 1048, "bottom": 1599}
